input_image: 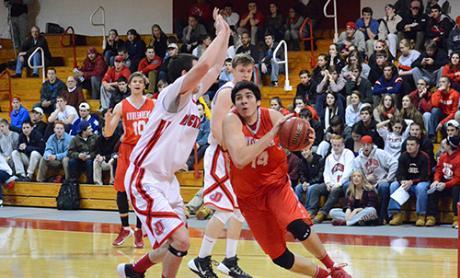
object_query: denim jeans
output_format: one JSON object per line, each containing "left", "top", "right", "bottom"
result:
{"left": 329, "top": 207, "right": 378, "bottom": 226}
{"left": 294, "top": 183, "right": 312, "bottom": 208}
{"left": 388, "top": 181, "right": 429, "bottom": 216}
{"left": 306, "top": 183, "right": 342, "bottom": 216}
{"left": 16, "top": 52, "right": 41, "bottom": 75}
{"left": 428, "top": 107, "right": 444, "bottom": 137}
{"left": 0, "top": 169, "right": 13, "bottom": 200}
{"left": 427, "top": 186, "right": 460, "bottom": 216}
{"left": 69, "top": 158, "right": 94, "bottom": 184}
{"left": 422, "top": 112, "right": 431, "bottom": 136}
{"left": 270, "top": 58, "right": 280, "bottom": 82}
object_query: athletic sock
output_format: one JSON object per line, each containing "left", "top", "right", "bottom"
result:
{"left": 120, "top": 215, "right": 129, "bottom": 227}
{"left": 314, "top": 266, "right": 330, "bottom": 278}
{"left": 136, "top": 217, "right": 142, "bottom": 229}
{"left": 226, "top": 239, "right": 238, "bottom": 258}
{"left": 318, "top": 254, "right": 335, "bottom": 269}
{"left": 133, "top": 253, "right": 154, "bottom": 273}
{"left": 198, "top": 235, "right": 217, "bottom": 258}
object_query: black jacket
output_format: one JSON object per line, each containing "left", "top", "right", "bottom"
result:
{"left": 95, "top": 133, "right": 120, "bottom": 163}
{"left": 18, "top": 128, "right": 45, "bottom": 156}
{"left": 396, "top": 151, "right": 431, "bottom": 183}
{"left": 401, "top": 135, "right": 434, "bottom": 166}
{"left": 20, "top": 35, "right": 52, "bottom": 64}
{"left": 298, "top": 152, "right": 325, "bottom": 184}
{"left": 411, "top": 48, "right": 449, "bottom": 73}
{"left": 397, "top": 12, "right": 429, "bottom": 39}
{"left": 353, "top": 120, "right": 384, "bottom": 149}
{"left": 296, "top": 81, "right": 317, "bottom": 104}
{"left": 236, "top": 44, "right": 260, "bottom": 64}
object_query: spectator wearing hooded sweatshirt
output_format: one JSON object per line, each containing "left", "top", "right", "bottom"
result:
{"left": 73, "top": 47, "right": 107, "bottom": 99}
{"left": 430, "top": 76, "right": 460, "bottom": 138}
{"left": 10, "top": 97, "right": 30, "bottom": 133}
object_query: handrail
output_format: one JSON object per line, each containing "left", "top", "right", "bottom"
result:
{"left": 299, "top": 18, "right": 317, "bottom": 68}
{"left": 193, "top": 144, "right": 201, "bottom": 179}
{"left": 60, "top": 26, "right": 77, "bottom": 68}
{"left": 90, "top": 6, "right": 106, "bottom": 49}
{"left": 0, "top": 70, "right": 13, "bottom": 112}
{"left": 324, "top": 0, "right": 338, "bottom": 42}
{"left": 273, "top": 40, "right": 292, "bottom": 91}
{"left": 27, "top": 47, "right": 46, "bottom": 83}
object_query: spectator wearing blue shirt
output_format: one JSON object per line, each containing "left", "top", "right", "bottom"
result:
{"left": 373, "top": 63, "right": 404, "bottom": 105}
{"left": 70, "top": 102, "right": 101, "bottom": 136}
{"left": 10, "top": 97, "right": 30, "bottom": 133}
{"left": 186, "top": 103, "right": 210, "bottom": 170}
{"left": 37, "top": 121, "right": 72, "bottom": 182}
{"left": 218, "top": 58, "right": 233, "bottom": 88}
{"left": 356, "top": 7, "right": 380, "bottom": 57}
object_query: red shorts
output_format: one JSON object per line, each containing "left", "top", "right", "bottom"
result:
{"left": 114, "top": 143, "right": 135, "bottom": 192}
{"left": 237, "top": 182, "right": 313, "bottom": 259}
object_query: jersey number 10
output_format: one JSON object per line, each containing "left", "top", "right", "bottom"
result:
{"left": 133, "top": 120, "right": 147, "bottom": 136}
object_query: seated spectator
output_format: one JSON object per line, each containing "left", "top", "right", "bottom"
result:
{"left": 341, "top": 50, "right": 370, "bottom": 79}
{"left": 103, "top": 29, "right": 125, "bottom": 66}
{"left": 186, "top": 103, "right": 210, "bottom": 170}
{"left": 316, "top": 93, "right": 345, "bottom": 132}
{"left": 39, "top": 68, "right": 66, "bottom": 115}
{"left": 330, "top": 169, "right": 379, "bottom": 226}
{"left": 426, "top": 135, "right": 460, "bottom": 228}
{"left": 437, "top": 120, "right": 460, "bottom": 155}
{"left": 270, "top": 97, "right": 290, "bottom": 115}
{"left": 109, "top": 77, "right": 131, "bottom": 110}
{"left": 68, "top": 121, "right": 97, "bottom": 184}
{"left": 400, "top": 95, "right": 424, "bottom": 127}
{"left": 138, "top": 46, "right": 162, "bottom": 94}
{"left": 295, "top": 70, "right": 317, "bottom": 104}
{"left": 37, "top": 121, "right": 71, "bottom": 182}
{"left": 337, "top": 21, "right": 366, "bottom": 55}
{"left": 441, "top": 52, "right": 460, "bottom": 91}
{"left": 356, "top": 7, "right": 380, "bottom": 56}
{"left": 425, "top": 4, "right": 454, "bottom": 50}
{"left": 100, "top": 56, "right": 131, "bottom": 110}
{"left": 378, "top": 4, "right": 402, "bottom": 58}
{"left": 218, "top": 58, "right": 233, "bottom": 87}
{"left": 389, "top": 136, "right": 431, "bottom": 226}
{"left": 409, "top": 78, "right": 433, "bottom": 132}
{"left": 316, "top": 116, "right": 344, "bottom": 158}
{"left": 377, "top": 116, "right": 412, "bottom": 158}
{"left": 238, "top": 1, "right": 264, "bottom": 45}
{"left": 401, "top": 121, "right": 435, "bottom": 166}
{"left": 11, "top": 121, "right": 44, "bottom": 181}
{"left": 294, "top": 149, "right": 324, "bottom": 209}
{"left": 47, "top": 95, "right": 78, "bottom": 133}
{"left": 260, "top": 33, "right": 284, "bottom": 86}
{"left": 13, "top": 26, "right": 51, "bottom": 78}
{"left": 308, "top": 135, "right": 354, "bottom": 223}
{"left": 368, "top": 50, "right": 390, "bottom": 85}
{"left": 299, "top": 109, "right": 324, "bottom": 149}
{"left": 398, "top": 39, "right": 421, "bottom": 89}
{"left": 311, "top": 54, "right": 329, "bottom": 84}
{"left": 192, "top": 34, "right": 212, "bottom": 58}
{"left": 396, "top": 0, "right": 428, "bottom": 51}
{"left": 93, "top": 127, "right": 120, "bottom": 185}
{"left": 316, "top": 65, "right": 347, "bottom": 99}
{"left": 73, "top": 47, "right": 107, "bottom": 99}
{"left": 292, "top": 96, "right": 319, "bottom": 120}
{"left": 373, "top": 64, "right": 405, "bottom": 105}
{"left": 345, "top": 124, "right": 365, "bottom": 156}
{"left": 368, "top": 40, "right": 395, "bottom": 70}
{"left": 158, "top": 43, "right": 179, "bottom": 82}
{"left": 373, "top": 94, "right": 399, "bottom": 123}
{"left": 222, "top": 3, "right": 240, "bottom": 30}
{"left": 60, "top": 76, "right": 86, "bottom": 111}
{"left": 30, "top": 107, "right": 47, "bottom": 138}
{"left": 328, "top": 43, "right": 346, "bottom": 72}
{"left": 116, "top": 47, "right": 131, "bottom": 70}
{"left": 0, "top": 154, "right": 16, "bottom": 205}
{"left": 265, "top": 3, "right": 284, "bottom": 42}
{"left": 345, "top": 65, "right": 373, "bottom": 104}
{"left": 70, "top": 102, "right": 101, "bottom": 136}
{"left": 125, "top": 29, "right": 146, "bottom": 72}
{"left": 430, "top": 76, "right": 460, "bottom": 139}
{"left": 411, "top": 40, "right": 449, "bottom": 86}
{"left": 345, "top": 91, "right": 365, "bottom": 135}
{"left": 235, "top": 31, "right": 260, "bottom": 63}
{"left": 448, "top": 16, "right": 460, "bottom": 55}
{"left": 0, "top": 119, "right": 19, "bottom": 167}
{"left": 353, "top": 105, "right": 385, "bottom": 149}
{"left": 425, "top": 0, "right": 451, "bottom": 15}
{"left": 148, "top": 24, "right": 168, "bottom": 59}
{"left": 10, "top": 97, "right": 30, "bottom": 133}
{"left": 284, "top": 8, "right": 304, "bottom": 50}
{"left": 182, "top": 15, "right": 208, "bottom": 53}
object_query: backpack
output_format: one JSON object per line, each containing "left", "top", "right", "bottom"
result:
{"left": 56, "top": 179, "right": 80, "bottom": 210}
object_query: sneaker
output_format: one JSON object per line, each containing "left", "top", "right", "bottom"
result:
{"left": 425, "top": 216, "right": 436, "bottom": 227}
{"left": 188, "top": 256, "right": 218, "bottom": 278}
{"left": 116, "top": 263, "right": 145, "bottom": 278}
{"left": 112, "top": 227, "right": 133, "bottom": 246}
{"left": 332, "top": 219, "right": 346, "bottom": 226}
{"left": 389, "top": 212, "right": 403, "bottom": 226}
{"left": 133, "top": 229, "right": 144, "bottom": 248}
{"left": 313, "top": 212, "right": 326, "bottom": 224}
{"left": 185, "top": 206, "right": 191, "bottom": 219}
{"left": 217, "top": 256, "right": 252, "bottom": 278}
{"left": 452, "top": 220, "right": 458, "bottom": 229}
{"left": 415, "top": 215, "right": 425, "bottom": 227}
{"left": 196, "top": 206, "right": 213, "bottom": 220}
{"left": 5, "top": 176, "right": 16, "bottom": 189}
{"left": 271, "top": 81, "right": 279, "bottom": 87}
{"left": 0, "top": 199, "right": 3, "bottom": 207}
{"left": 330, "top": 263, "right": 352, "bottom": 278}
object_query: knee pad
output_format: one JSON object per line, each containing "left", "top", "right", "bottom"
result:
{"left": 232, "top": 209, "right": 245, "bottom": 223}
{"left": 168, "top": 244, "right": 188, "bottom": 257}
{"left": 287, "top": 219, "right": 311, "bottom": 241}
{"left": 272, "top": 249, "right": 295, "bottom": 269}
{"left": 214, "top": 211, "right": 233, "bottom": 225}
{"left": 117, "top": 191, "right": 129, "bottom": 214}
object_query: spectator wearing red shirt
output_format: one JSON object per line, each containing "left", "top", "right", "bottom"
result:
{"left": 409, "top": 78, "right": 433, "bottom": 133}
{"left": 73, "top": 47, "right": 107, "bottom": 99}
{"left": 441, "top": 52, "right": 460, "bottom": 91}
{"left": 238, "top": 1, "right": 264, "bottom": 45}
{"left": 429, "top": 76, "right": 460, "bottom": 138}
{"left": 100, "top": 55, "right": 131, "bottom": 110}
{"left": 138, "top": 46, "right": 162, "bottom": 94}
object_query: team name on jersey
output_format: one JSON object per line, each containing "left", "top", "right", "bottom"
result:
{"left": 245, "top": 137, "right": 275, "bottom": 146}
{"left": 126, "top": 111, "right": 151, "bottom": 121}
{"left": 179, "top": 114, "right": 201, "bottom": 129}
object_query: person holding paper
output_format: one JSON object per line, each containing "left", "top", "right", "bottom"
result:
{"left": 426, "top": 136, "right": 460, "bottom": 228}
{"left": 388, "top": 136, "right": 432, "bottom": 226}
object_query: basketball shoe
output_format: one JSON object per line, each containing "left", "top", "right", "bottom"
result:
{"left": 117, "top": 263, "right": 145, "bottom": 278}
{"left": 188, "top": 256, "right": 218, "bottom": 278}
{"left": 133, "top": 229, "right": 144, "bottom": 248}
{"left": 330, "top": 263, "right": 352, "bottom": 278}
{"left": 217, "top": 256, "right": 252, "bottom": 278}
{"left": 112, "top": 227, "right": 133, "bottom": 246}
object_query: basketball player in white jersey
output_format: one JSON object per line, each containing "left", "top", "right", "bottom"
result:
{"left": 188, "top": 54, "right": 254, "bottom": 278}
{"left": 117, "top": 9, "right": 231, "bottom": 278}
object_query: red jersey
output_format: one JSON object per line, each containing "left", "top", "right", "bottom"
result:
{"left": 229, "top": 108, "right": 289, "bottom": 199}
{"left": 121, "top": 97, "right": 155, "bottom": 145}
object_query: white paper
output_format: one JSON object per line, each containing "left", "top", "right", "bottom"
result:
{"left": 390, "top": 186, "right": 410, "bottom": 206}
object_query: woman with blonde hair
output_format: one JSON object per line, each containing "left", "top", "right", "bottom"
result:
{"left": 373, "top": 94, "right": 399, "bottom": 122}
{"left": 329, "top": 170, "right": 378, "bottom": 226}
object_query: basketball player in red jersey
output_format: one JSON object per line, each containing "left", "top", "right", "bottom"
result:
{"left": 104, "top": 71, "right": 155, "bottom": 248}
{"left": 222, "top": 81, "right": 352, "bottom": 278}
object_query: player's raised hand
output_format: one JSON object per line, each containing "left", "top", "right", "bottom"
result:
{"left": 271, "top": 113, "right": 294, "bottom": 136}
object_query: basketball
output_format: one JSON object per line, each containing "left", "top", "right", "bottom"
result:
{"left": 278, "top": 117, "right": 312, "bottom": 151}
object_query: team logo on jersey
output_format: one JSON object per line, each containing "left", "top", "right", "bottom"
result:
{"left": 364, "top": 159, "right": 380, "bottom": 174}
{"left": 210, "top": 192, "right": 223, "bottom": 202}
{"left": 442, "top": 162, "right": 453, "bottom": 180}
{"left": 331, "top": 163, "right": 344, "bottom": 175}
{"left": 408, "top": 163, "right": 420, "bottom": 174}
{"left": 179, "top": 114, "right": 201, "bottom": 129}
{"left": 154, "top": 221, "right": 165, "bottom": 236}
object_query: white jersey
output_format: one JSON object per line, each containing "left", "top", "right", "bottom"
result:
{"left": 208, "top": 81, "right": 234, "bottom": 146}
{"left": 129, "top": 76, "right": 200, "bottom": 178}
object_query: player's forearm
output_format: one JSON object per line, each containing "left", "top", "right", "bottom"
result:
{"left": 229, "top": 130, "right": 276, "bottom": 169}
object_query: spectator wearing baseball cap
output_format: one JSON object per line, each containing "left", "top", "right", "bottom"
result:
{"left": 446, "top": 119, "right": 460, "bottom": 137}
{"left": 70, "top": 102, "right": 101, "bottom": 136}
{"left": 337, "top": 20, "right": 366, "bottom": 54}
{"left": 30, "top": 107, "right": 47, "bottom": 139}
{"left": 73, "top": 47, "right": 107, "bottom": 99}
{"left": 68, "top": 120, "right": 98, "bottom": 184}
{"left": 10, "top": 97, "right": 30, "bottom": 133}
{"left": 101, "top": 55, "right": 131, "bottom": 110}
{"left": 158, "top": 43, "right": 180, "bottom": 83}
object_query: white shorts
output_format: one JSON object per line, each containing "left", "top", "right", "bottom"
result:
{"left": 125, "top": 164, "right": 186, "bottom": 249}
{"left": 203, "top": 144, "right": 238, "bottom": 212}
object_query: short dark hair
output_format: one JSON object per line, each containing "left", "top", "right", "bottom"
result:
{"left": 299, "top": 69, "right": 310, "bottom": 76}
{"left": 22, "top": 120, "right": 32, "bottom": 127}
{"left": 330, "top": 115, "right": 343, "bottom": 127}
{"left": 430, "top": 4, "right": 441, "bottom": 12}
{"left": 117, "top": 76, "right": 128, "bottom": 83}
{"left": 362, "top": 7, "right": 373, "bottom": 15}
{"left": 360, "top": 105, "right": 372, "bottom": 114}
{"left": 47, "top": 67, "right": 56, "bottom": 73}
{"left": 225, "top": 58, "right": 233, "bottom": 63}
{"left": 406, "top": 136, "right": 420, "bottom": 145}
{"left": 231, "top": 81, "right": 261, "bottom": 104}
{"left": 167, "top": 53, "right": 198, "bottom": 83}
{"left": 146, "top": 46, "right": 155, "bottom": 52}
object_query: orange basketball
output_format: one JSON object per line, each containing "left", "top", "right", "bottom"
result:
{"left": 278, "top": 117, "right": 312, "bottom": 151}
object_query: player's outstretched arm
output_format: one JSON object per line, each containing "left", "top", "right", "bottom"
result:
{"left": 211, "top": 89, "right": 233, "bottom": 145}
{"left": 104, "top": 103, "right": 122, "bottom": 137}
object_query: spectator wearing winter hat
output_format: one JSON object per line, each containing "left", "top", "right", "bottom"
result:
{"left": 67, "top": 120, "right": 97, "bottom": 184}
{"left": 10, "top": 97, "right": 30, "bottom": 133}
{"left": 125, "top": 29, "right": 146, "bottom": 72}
{"left": 100, "top": 55, "right": 131, "bottom": 110}
{"left": 73, "top": 47, "right": 107, "bottom": 99}
{"left": 70, "top": 102, "right": 101, "bottom": 136}
{"left": 337, "top": 21, "right": 366, "bottom": 54}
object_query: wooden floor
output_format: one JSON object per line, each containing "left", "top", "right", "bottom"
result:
{"left": 0, "top": 218, "right": 456, "bottom": 278}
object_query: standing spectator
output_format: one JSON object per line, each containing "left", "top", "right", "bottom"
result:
{"left": 373, "top": 64, "right": 404, "bottom": 105}
{"left": 377, "top": 117, "right": 412, "bottom": 158}
{"left": 441, "top": 52, "right": 460, "bottom": 91}
{"left": 430, "top": 76, "right": 460, "bottom": 139}
{"left": 411, "top": 40, "right": 449, "bottom": 86}
{"left": 73, "top": 47, "right": 107, "bottom": 100}
{"left": 39, "top": 68, "right": 66, "bottom": 116}
{"left": 100, "top": 55, "right": 131, "bottom": 110}
{"left": 60, "top": 76, "right": 86, "bottom": 111}
{"left": 345, "top": 65, "right": 373, "bottom": 104}
{"left": 409, "top": 78, "right": 433, "bottom": 132}
{"left": 13, "top": 26, "right": 51, "bottom": 78}
{"left": 185, "top": 103, "right": 210, "bottom": 170}
{"left": 337, "top": 22, "right": 366, "bottom": 55}
{"left": 68, "top": 121, "right": 97, "bottom": 184}
{"left": 284, "top": 8, "right": 304, "bottom": 50}
{"left": 295, "top": 70, "right": 317, "bottom": 104}
{"left": 182, "top": 15, "right": 208, "bottom": 53}
{"left": 355, "top": 7, "right": 380, "bottom": 56}
{"left": 103, "top": 29, "right": 125, "bottom": 65}
{"left": 138, "top": 46, "right": 162, "bottom": 94}
{"left": 93, "top": 127, "right": 120, "bottom": 185}
{"left": 238, "top": 1, "right": 264, "bottom": 45}
{"left": 70, "top": 102, "right": 101, "bottom": 136}
{"left": 11, "top": 121, "right": 44, "bottom": 181}
{"left": 378, "top": 4, "right": 402, "bottom": 58}
{"left": 222, "top": 3, "right": 240, "bottom": 30}
{"left": 260, "top": 34, "right": 284, "bottom": 86}
{"left": 0, "top": 119, "right": 19, "bottom": 167}
{"left": 47, "top": 95, "right": 78, "bottom": 132}
{"left": 36, "top": 121, "right": 71, "bottom": 182}
{"left": 425, "top": 4, "right": 454, "bottom": 50}
{"left": 148, "top": 24, "right": 168, "bottom": 59}
{"left": 396, "top": 0, "right": 428, "bottom": 51}
{"left": 447, "top": 16, "right": 460, "bottom": 55}
{"left": 265, "top": 2, "right": 284, "bottom": 42}
{"left": 426, "top": 136, "right": 460, "bottom": 228}
{"left": 294, "top": 149, "right": 325, "bottom": 209}
{"left": 7, "top": 0, "right": 31, "bottom": 51}
{"left": 388, "top": 136, "right": 431, "bottom": 226}
{"left": 10, "top": 97, "right": 30, "bottom": 133}
{"left": 235, "top": 31, "right": 260, "bottom": 64}
{"left": 125, "top": 29, "right": 146, "bottom": 73}
{"left": 30, "top": 107, "right": 47, "bottom": 138}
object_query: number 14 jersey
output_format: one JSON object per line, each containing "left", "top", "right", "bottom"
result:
{"left": 121, "top": 97, "right": 155, "bottom": 145}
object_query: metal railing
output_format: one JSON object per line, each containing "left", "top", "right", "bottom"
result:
{"left": 299, "top": 18, "right": 317, "bottom": 68}
{"left": 0, "top": 70, "right": 12, "bottom": 112}
{"left": 193, "top": 144, "right": 201, "bottom": 179}
{"left": 90, "top": 6, "right": 106, "bottom": 49}
{"left": 60, "top": 26, "right": 77, "bottom": 68}
{"left": 27, "top": 47, "right": 46, "bottom": 83}
{"left": 324, "top": 0, "right": 338, "bottom": 42}
{"left": 273, "top": 40, "right": 292, "bottom": 91}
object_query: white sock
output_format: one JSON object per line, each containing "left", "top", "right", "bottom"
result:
{"left": 226, "top": 239, "right": 238, "bottom": 258}
{"left": 198, "top": 235, "right": 217, "bottom": 258}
